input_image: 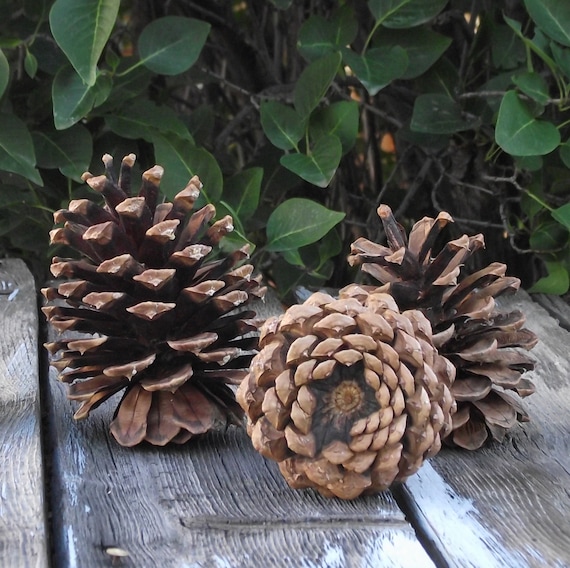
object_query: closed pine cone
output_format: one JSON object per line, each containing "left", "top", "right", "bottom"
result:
{"left": 43, "top": 154, "right": 264, "bottom": 446}
{"left": 237, "top": 287, "right": 455, "bottom": 499}
{"left": 348, "top": 205, "right": 537, "bottom": 450}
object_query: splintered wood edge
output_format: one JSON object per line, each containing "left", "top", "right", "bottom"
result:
{"left": 0, "top": 258, "right": 48, "bottom": 567}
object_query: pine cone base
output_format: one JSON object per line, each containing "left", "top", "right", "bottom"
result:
{"left": 238, "top": 287, "right": 455, "bottom": 499}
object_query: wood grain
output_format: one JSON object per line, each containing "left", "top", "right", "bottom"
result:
{"left": 533, "top": 293, "right": 570, "bottom": 332}
{"left": 44, "top": 293, "right": 435, "bottom": 567}
{"left": 0, "top": 259, "right": 47, "bottom": 567}
{"left": 397, "top": 291, "right": 570, "bottom": 568}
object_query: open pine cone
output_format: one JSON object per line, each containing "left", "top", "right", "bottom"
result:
{"left": 43, "top": 154, "right": 265, "bottom": 446}
{"left": 237, "top": 287, "right": 456, "bottom": 499}
{"left": 348, "top": 205, "right": 537, "bottom": 450}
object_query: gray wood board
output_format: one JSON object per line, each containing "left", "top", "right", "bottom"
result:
{"left": 0, "top": 259, "right": 47, "bottom": 567}
{"left": 397, "top": 290, "right": 570, "bottom": 568}
{"left": 44, "top": 294, "right": 435, "bottom": 568}
{"left": 533, "top": 293, "right": 570, "bottom": 332}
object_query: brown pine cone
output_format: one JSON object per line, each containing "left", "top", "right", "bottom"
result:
{"left": 43, "top": 154, "right": 265, "bottom": 446}
{"left": 237, "top": 287, "right": 455, "bottom": 499}
{"left": 348, "top": 205, "right": 538, "bottom": 449}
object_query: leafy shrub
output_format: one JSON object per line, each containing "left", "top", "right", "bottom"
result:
{"left": 0, "top": 0, "right": 569, "bottom": 296}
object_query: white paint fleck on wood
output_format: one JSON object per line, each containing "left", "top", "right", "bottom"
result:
{"left": 0, "top": 259, "right": 47, "bottom": 567}
{"left": 403, "top": 462, "right": 519, "bottom": 568}
{"left": 66, "top": 525, "right": 78, "bottom": 568}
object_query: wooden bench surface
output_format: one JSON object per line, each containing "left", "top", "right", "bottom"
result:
{"left": 1, "top": 258, "right": 570, "bottom": 567}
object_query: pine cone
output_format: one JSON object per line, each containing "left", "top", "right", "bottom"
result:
{"left": 348, "top": 205, "right": 538, "bottom": 450}
{"left": 43, "top": 154, "right": 265, "bottom": 446}
{"left": 237, "top": 287, "right": 456, "bottom": 499}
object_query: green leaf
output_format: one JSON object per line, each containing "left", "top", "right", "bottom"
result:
{"left": 368, "top": 0, "right": 447, "bottom": 28}
{"left": 24, "top": 48, "right": 38, "bottom": 79}
{"left": 552, "top": 203, "right": 570, "bottom": 231}
{"left": 152, "top": 134, "right": 222, "bottom": 203}
{"left": 514, "top": 155, "right": 543, "bottom": 171}
{"left": 0, "top": 49, "right": 8, "bottom": 99}
{"left": 504, "top": 15, "right": 559, "bottom": 72}
{"left": 265, "top": 198, "right": 345, "bottom": 251}
{"left": 218, "top": 228, "right": 256, "bottom": 256}
{"left": 0, "top": 39, "right": 22, "bottom": 49}
{"left": 105, "top": 47, "right": 121, "bottom": 72}
{"left": 0, "top": 113, "right": 42, "bottom": 185}
{"left": 105, "top": 99, "right": 193, "bottom": 141}
{"left": 95, "top": 63, "right": 152, "bottom": 110}
{"left": 270, "top": 256, "right": 330, "bottom": 300}
{"left": 524, "top": 0, "right": 570, "bottom": 47}
{"left": 490, "top": 24, "right": 526, "bottom": 70}
{"left": 530, "top": 220, "right": 568, "bottom": 250}
{"left": 49, "top": 0, "right": 120, "bottom": 86}
{"left": 532, "top": 28, "right": 552, "bottom": 53}
{"left": 29, "top": 35, "right": 67, "bottom": 75}
{"left": 343, "top": 47, "right": 408, "bottom": 96}
{"left": 294, "top": 52, "right": 341, "bottom": 119}
{"left": 260, "top": 101, "right": 305, "bottom": 150}
{"left": 477, "top": 71, "right": 517, "bottom": 113}
{"left": 33, "top": 124, "right": 92, "bottom": 181}
{"left": 418, "top": 57, "right": 459, "bottom": 97}
{"left": 411, "top": 93, "right": 471, "bottom": 134}
{"left": 222, "top": 168, "right": 262, "bottom": 222}
{"left": 52, "top": 66, "right": 97, "bottom": 129}
{"left": 520, "top": 185, "right": 545, "bottom": 219}
{"left": 551, "top": 42, "right": 570, "bottom": 79}
{"left": 529, "top": 261, "right": 569, "bottom": 294}
{"left": 281, "top": 248, "right": 305, "bottom": 267}
{"left": 138, "top": 16, "right": 210, "bottom": 75}
{"left": 93, "top": 72, "right": 113, "bottom": 107}
{"left": 0, "top": 186, "right": 35, "bottom": 216}
{"left": 372, "top": 28, "right": 451, "bottom": 80}
{"left": 297, "top": 7, "right": 358, "bottom": 62}
{"left": 297, "top": 18, "right": 328, "bottom": 61}
{"left": 495, "top": 90, "right": 560, "bottom": 156}
{"left": 0, "top": 184, "right": 34, "bottom": 208}
{"left": 559, "top": 142, "right": 570, "bottom": 168}
{"left": 280, "top": 135, "right": 342, "bottom": 187}
{"left": 310, "top": 101, "right": 359, "bottom": 154}
{"left": 317, "top": 228, "right": 342, "bottom": 264}
{"left": 512, "top": 71, "right": 550, "bottom": 104}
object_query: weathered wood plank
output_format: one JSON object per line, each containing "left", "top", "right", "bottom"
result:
{"left": 0, "top": 259, "right": 48, "bottom": 567}
{"left": 532, "top": 293, "right": 570, "bottom": 332}
{"left": 397, "top": 291, "right": 570, "bottom": 568}
{"left": 44, "top": 294, "right": 435, "bottom": 567}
